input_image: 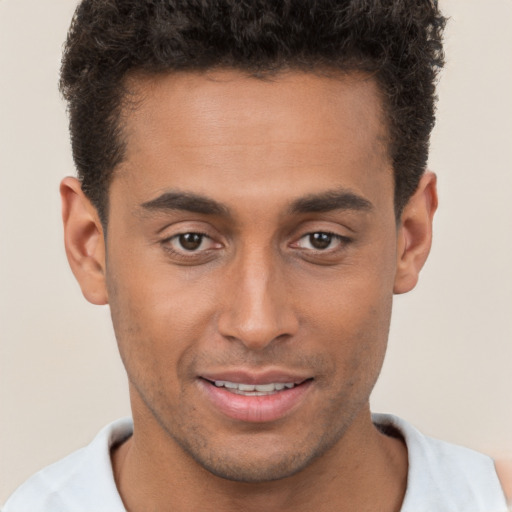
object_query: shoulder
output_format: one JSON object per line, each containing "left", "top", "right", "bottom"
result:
{"left": 2, "top": 418, "right": 132, "bottom": 512}
{"left": 373, "top": 413, "right": 509, "bottom": 512}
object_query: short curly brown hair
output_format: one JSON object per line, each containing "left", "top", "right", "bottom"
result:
{"left": 60, "top": 0, "right": 446, "bottom": 224}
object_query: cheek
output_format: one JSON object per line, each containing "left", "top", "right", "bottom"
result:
{"left": 296, "top": 263, "right": 394, "bottom": 384}
{"left": 105, "top": 259, "right": 219, "bottom": 388}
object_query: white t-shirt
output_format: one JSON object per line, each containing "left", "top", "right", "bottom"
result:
{"left": 2, "top": 414, "right": 508, "bottom": 512}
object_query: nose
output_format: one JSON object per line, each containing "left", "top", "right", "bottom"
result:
{"left": 217, "top": 246, "right": 299, "bottom": 351}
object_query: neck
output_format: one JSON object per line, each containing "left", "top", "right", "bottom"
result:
{"left": 112, "top": 407, "right": 407, "bottom": 512}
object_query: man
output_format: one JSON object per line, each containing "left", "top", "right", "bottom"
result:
{"left": 2, "top": 1, "right": 509, "bottom": 511}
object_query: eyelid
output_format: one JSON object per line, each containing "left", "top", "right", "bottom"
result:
{"left": 155, "top": 219, "right": 222, "bottom": 242}
{"left": 293, "top": 232, "right": 350, "bottom": 250}
{"left": 157, "top": 230, "right": 225, "bottom": 268}
{"left": 164, "top": 232, "right": 220, "bottom": 249}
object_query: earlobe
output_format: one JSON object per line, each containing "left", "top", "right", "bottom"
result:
{"left": 393, "top": 172, "right": 438, "bottom": 295}
{"left": 60, "top": 177, "right": 108, "bottom": 305}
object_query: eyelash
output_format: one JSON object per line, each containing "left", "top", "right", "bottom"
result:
{"left": 159, "top": 230, "right": 352, "bottom": 263}
{"left": 293, "top": 231, "right": 351, "bottom": 252}
{"left": 160, "top": 232, "right": 217, "bottom": 261}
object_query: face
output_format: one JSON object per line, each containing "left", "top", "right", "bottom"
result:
{"left": 104, "top": 70, "right": 399, "bottom": 482}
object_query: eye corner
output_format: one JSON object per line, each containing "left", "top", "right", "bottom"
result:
{"left": 292, "top": 231, "right": 352, "bottom": 252}
{"left": 159, "top": 230, "right": 224, "bottom": 265}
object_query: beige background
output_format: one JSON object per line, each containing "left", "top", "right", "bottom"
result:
{"left": 1, "top": 0, "right": 511, "bottom": 503}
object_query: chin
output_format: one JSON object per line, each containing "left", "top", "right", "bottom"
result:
{"left": 191, "top": 451, "right": 315, "bottom": 483}
{"left": 176, "top": 427, "right": 346, "bottom": 484}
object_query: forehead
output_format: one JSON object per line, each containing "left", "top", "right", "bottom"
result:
{"left": 122, "top": 69, "right": 388, "bottom": 148}
{"left": 114, "top": 69, "right": 392, "bottom": 211}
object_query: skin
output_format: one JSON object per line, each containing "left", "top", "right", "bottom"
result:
{"left": 496, "top": 460, "right": 512, "bottom": 506}
{"left": 61, "top": 70, "right": 437, "bottom": 512}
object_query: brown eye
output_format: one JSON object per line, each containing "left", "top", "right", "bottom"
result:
{"left": 294, "top": 231, "right": 349, "bottom": 252}
{"left": 177, "top": 233, "right": 204, "bottom": 251}
{"left": 162, "top": 231, "right": 223, "bottom": 263}
{"left": 309, "top": 232, "right": 333, "bottom": 250}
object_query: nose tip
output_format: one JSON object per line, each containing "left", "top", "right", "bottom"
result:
{"left": 217, "top": 260, "right": 298, "bottom": 351}
{"left": 220, "top": 307, "right": 295, "bottom": 351}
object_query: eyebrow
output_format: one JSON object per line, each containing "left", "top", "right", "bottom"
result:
{"left": 141, "top": 191, "right": 229, "bottom": 216}
{"left": 288, "top": 189, "right": 373, "bottom": 214}
{"left": 140, "top": 188, "right": 373, "bottom": 217}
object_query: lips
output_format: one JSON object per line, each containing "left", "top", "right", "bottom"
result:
{"left": 198, "top": 372, "right": 313, "bottom": 423}
{"left": 212, "top": 380, "right": 297, "bottom": 395}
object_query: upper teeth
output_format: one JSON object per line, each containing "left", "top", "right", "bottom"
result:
{"left": 214, "top": 381, "right": 295, "bottom": 392}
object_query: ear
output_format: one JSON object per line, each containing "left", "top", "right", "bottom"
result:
{"left": 393, "top": 171, "right": 438, "bottom": 294}
{"left": 60, "top": 177, "right": 108, "bottom": 305}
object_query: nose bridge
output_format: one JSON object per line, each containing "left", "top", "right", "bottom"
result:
{"left": 218, "top": 242, "right": 297, "bottom": 350}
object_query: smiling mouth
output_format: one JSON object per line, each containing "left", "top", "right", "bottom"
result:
{"left": 199, "top": 377, "right": 314, "bottom": 422}
{"left": 202, "top": 378, "right": 311, "bottom": 397}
